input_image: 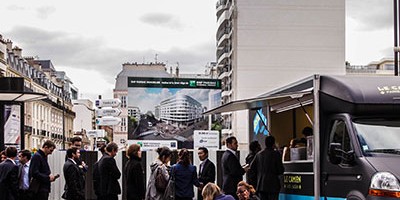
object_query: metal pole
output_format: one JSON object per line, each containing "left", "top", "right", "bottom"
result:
{"left": 62, "top": 85, "right": 65, "bottom": 150}
{"left": 394, "top": 0, "right": 399, "bottom": 76}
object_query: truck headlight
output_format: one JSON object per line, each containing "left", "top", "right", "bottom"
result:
{"left": 369, "top": 172, "right": 400, "bottom": 198}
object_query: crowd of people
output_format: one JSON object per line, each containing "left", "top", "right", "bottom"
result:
{"left": 0, "top": 134, "right": 286, "bottom": 200}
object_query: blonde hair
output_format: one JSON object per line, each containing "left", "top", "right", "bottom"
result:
{"left": 202, "top": 183, "right": 221, "bottom": 200}
{"left": 126, "top": 144, "right": 140, "bottom": 159}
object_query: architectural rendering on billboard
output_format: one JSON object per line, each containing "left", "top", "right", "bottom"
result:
{"left": 127, "top": 77, "right": 221, "bottom": 149}
{"left": 249, "top": 106, "right": 269, "bottom": 149}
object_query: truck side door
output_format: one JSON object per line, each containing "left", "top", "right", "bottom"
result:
{"left": 321, "top": 115, "right": 370, "bottom": 199}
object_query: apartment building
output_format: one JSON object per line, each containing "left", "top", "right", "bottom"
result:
{"left": 346, "top": 58, "right": 395, "bottom": 76}
{"left": 215, "top": 0, "right": 345, "bottom": 146}
{"left": 0, "top": 35, "right": 76, "bottom": 149}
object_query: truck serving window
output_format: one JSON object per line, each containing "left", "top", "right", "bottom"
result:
{"left": 353, "top": 119, "right": 400, "bottom": 156}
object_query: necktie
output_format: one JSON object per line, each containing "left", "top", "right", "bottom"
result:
{"left": 199, "top": 162, "right": 204, "bottom": 175}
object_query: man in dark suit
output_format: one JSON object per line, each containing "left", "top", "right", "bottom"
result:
{"left": 0, "top": 146, "right": 19, "bottom": 200}
{"left": 98, "top": 142, "right": 121, "bottom": 200}
{"left": 29, "top": 140, "right": 58, "bottom": 200}
{"left": 221, "top": 136, "right": 246, "bottom": 200}
{"left": 197, "top": 147, "right": 216, "bottom": 200}
{"left": 63, "top": 147, "right": 85, "bottom": 200}
{"left": 249, "top": 135, "right": 284, "bottom": 200}
{"left": 93, "top": 144, "right": 106, "bottom": 200}
{"left": 18, "top": 149, "right": 32, "bottom": 200}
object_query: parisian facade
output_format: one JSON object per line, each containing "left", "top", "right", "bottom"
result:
{"left": 215, "top": 0, "right": 345, "bottom": 146}
{"left": 0, "top": 34, "right": 77, "bottom": 150}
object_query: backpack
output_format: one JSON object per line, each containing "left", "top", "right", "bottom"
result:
{"left": 155, "top": 165, "right": 168, "bottom": 192}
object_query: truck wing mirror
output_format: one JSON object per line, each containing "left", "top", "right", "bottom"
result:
{"left": 329, "top": 143, "right": 356, "bottom": 165}
{"left": 329, "top": 143, "right": 342, "bottom": 165}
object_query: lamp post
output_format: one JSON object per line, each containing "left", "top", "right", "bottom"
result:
{"left": 394, "top": 0, "right": 399, "bottom": 76}
{"left": 62, "top": 84, "right": 65, "bottom": 150}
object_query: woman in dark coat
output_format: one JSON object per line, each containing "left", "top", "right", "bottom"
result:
{"left": 124, "top": 144, "right": 145, "bottom": 200}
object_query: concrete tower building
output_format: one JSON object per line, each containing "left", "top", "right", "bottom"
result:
{"left": 216, "top": 0, "right": 345, "bottom": 146}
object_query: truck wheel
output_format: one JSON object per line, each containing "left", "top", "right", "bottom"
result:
{"left": 346, "top": 190, "right": 366, "bottom": 200}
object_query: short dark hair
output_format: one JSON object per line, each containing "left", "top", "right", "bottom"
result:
{"left": 302, "top": 127, "right": 313, "bottom": 137}
{"left": 66, "top": 147, "right": 79, "bottom": 158}
{"left": 249, "top": 141, "right": 261, "bottom": 153}
{"left": 5, "top": 147, "right": 17, "bottom": 158}
{"left": 42, "top": 140, "right": 56, "bottom": 149}
{"left": 226, "top": 136, "right": 237, "bottom": 145}
{"left": 71, "top": 136, "right": 82, "bottom": 144}
{"left": 99, "top": 143, "right": 106, "bottom": 154}
{"left": 198, "top": 147, "right": 209, "bottom": 155}
{"left": 265, "top": 135, "right": 275, "bottom": 149}
{"left": 19, "top": 149, "right": 32, "bottom": 160}
{"left": 106, "top": 142, "right": 118, "bottom": 153}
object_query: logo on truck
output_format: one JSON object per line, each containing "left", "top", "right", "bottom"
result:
{"left": 377, "top": 86, "right": 400, "bottom": 94}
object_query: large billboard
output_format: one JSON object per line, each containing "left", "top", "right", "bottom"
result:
{"left": 127, "top": 77, "right": 221, "bottom": 149}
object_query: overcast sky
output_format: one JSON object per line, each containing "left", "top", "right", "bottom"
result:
{"left": 0, "top": 0, "right": 394, "bottom": 100}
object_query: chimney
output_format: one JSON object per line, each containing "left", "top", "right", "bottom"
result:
{"left": 6, "top": 39, "right": 13, "bottom": 52}
{"left": 175, "top": 66, "right": 179, "bottom": 77}
{"left": 13, "top": 46, "right": 22, "bottom": 57}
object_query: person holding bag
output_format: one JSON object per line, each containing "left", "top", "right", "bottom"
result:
{"left": 145, "top": 147, "right": 172, "bottom": 200}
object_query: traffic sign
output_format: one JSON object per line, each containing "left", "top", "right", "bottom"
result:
{"left": 95, "top": 99, "right": 121, "bottom": 108}
{"left": 96, "top": 108, "right": 122, "bottom": 117}
{"left": 86, "top": 129, "right": 105, "bottom": 138}
{"left": 95, "top": 117, "right": 121, "bottom": 126}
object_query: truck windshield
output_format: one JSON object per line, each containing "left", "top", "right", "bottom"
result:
{"left": 353, "top": 119, "right": 400, "bottom": 156}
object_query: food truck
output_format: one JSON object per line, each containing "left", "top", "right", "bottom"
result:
{"left": 206, "top": 75, "right": 400, "bottom": 200}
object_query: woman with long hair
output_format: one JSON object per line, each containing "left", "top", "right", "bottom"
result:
{"left": 236, "top": 181, "right": 260, "bottom": 200}
{"left": 172, "top": 148, "right": 200, "bottom": 200}
{"left": 202, "top": 183, "right": 235, "bottom": 200}
{"left": 124, "top": 144, "right": 145, "bottom": 200}
{"left": 145, "top": 146, "right": 172, "bottom": 200}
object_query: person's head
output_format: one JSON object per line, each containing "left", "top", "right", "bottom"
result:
{"left": 249, "top": 141, "right": 261, "bottom": 153}
{"left": 202, "top": 183, "right": 222, "bottom": 200}
{"left": 42, "top": 140, "right": 56, "bottom": 155}
{"left": 237, "top": 181, "right": 256, "bottom": 200}
{"left": 66, "top": 147, "right": 80, "bottom": 160}
{"left": 156, "top": 146, "right": 172, "bottom": 164}
{"left": 265, "top": 135, "right": 275, "bottom": 149}
{"left": 302, "top": 126, "right": 313, "bottom": 137}
{"left": 106, "top": 142, "right": 119, "bottom": 157}
{"left": 99, "top": 143, "right": 106, "bottom": 154}
{"left": 70, "top": 137, "right": 82, "bottom": 149}
{"left": 178, "top": 148, "right": 190, "bottom": 166}
{"left": 226, "top": 136, "right": 238, "bottom": 151}
{"left": 126, "top": 144, "right": 141, "bottom": 159}
{"left": 18, "top": 149, "right": 31, "bottom": 164}
{"left": 0, "top": 150, "right": 6, "bottom": 162}
{"left": 5, "top": 146, "right": 17, "bottom": 159}
{"left": 198, "top": 147, "right": 209, "bottom": 161}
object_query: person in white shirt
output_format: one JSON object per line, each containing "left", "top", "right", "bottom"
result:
{"left": 18, "top": 149, "right": 32, "bottom": 200}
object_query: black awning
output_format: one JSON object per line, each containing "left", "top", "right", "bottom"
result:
{"left": 0, "top": 77, "right": 47, "bottom": 102}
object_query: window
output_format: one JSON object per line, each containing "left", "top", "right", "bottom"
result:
{"left": 329, "top": 120, "right": 352, "bottom": 153}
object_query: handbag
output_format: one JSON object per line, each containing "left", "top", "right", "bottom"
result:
{"left": 163, "top": 166, "right": 175, "bottom": 200}
{"left": 155, "top": 165, "right": 168, "bottom": 192}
